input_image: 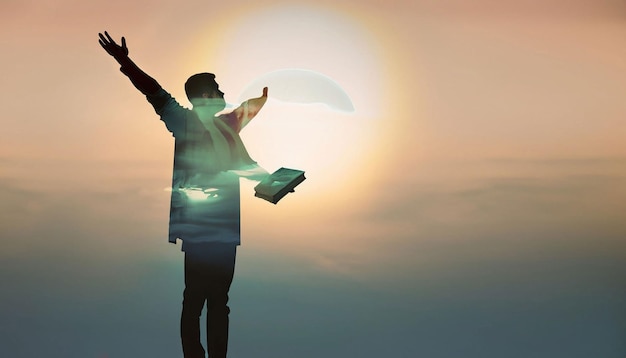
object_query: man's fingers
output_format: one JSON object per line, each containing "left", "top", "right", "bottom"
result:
{"left": 104, "top": 31, "right": 118, "bottom": 46}
{"left": 98, "top": 38, "right": 113, "bottom": 55}
{"left": 98, "top": 31, "right": 128, "bottom": 57}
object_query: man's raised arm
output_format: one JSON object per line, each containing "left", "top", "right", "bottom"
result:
{"left": 232, "top": 87, "right": 268, "bottom": 132}
{"left": 98, "top": 31, "right": 161, "bottom": 95}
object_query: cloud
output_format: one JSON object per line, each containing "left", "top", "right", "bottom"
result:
{"left": 295, "top": 157, "right": 626, "bottom": 278}
{"left": 0, "top": 159, "right": 171, "bottom": 261}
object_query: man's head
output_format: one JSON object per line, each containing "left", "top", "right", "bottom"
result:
{"left": 185, "top": 73, "right": 226, "bottom": 111}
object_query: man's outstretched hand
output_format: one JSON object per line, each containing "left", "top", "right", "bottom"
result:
{"left": 246, "top": 87, "right": 268, "bottom": 111}
{"left": 233, "top": 86, "right": 269, "bottom": 131}
{"left": 99, "top": 31, "right": 128, "bottom": 62}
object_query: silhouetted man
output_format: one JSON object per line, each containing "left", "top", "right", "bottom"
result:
{"left": 99, "top": 31, "right": 268, "bottom": 358}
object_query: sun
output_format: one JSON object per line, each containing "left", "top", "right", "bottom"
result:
{"left": 178, "top": 4, "right": 395, "bottom": 218}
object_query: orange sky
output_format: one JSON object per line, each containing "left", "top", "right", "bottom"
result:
{"left": 1, "top": 0, "right": 625, "bottom": 271}
{"left": 2, "top": 0, "right": 625, "bottom": 162}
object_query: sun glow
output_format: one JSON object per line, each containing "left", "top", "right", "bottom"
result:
{"left": 187, "top": 5, "right": 390, "bottom": 197}
{"left": 174, "top": 4, "right": 403, "bottom": 256}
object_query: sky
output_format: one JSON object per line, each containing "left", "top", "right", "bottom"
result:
{"left": 1, "top": 0, "right": 625, "bottom": 357}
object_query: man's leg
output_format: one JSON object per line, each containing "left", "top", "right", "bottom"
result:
{"left": 181, "top": 252, "right": 208, "bottom": 358}
{"left": 182, "top": 243, "right": 236, "bottom": 358}
{"left": 205, "top": 244, "right": 236, "bottom": 358}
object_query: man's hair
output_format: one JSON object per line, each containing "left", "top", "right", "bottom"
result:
{"left": 185, "top": 73, "right": 220, "bottom": 101}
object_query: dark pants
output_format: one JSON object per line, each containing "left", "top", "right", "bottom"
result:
{"left": 181, "top": 243, "right": 237, "bottom": 358}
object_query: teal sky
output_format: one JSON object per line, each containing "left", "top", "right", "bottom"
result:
{"left": 1, "top": 1, "right": 625, "bottom": 357}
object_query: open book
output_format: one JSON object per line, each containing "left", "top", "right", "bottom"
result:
{"left": 254, "top": 167, "right": 306, "bottom": 204}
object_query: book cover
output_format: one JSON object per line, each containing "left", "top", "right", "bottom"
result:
{"left": 254, "top": 167, "right": 306, "bottom": 204}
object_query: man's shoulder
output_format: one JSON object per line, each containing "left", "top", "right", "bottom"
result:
{"left": 148, "top": 88, "right": 192, "bottom": 113}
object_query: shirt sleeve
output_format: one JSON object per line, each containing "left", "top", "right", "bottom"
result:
{"left": 146, "top": 89, "right": 188, "bottom": 137}
{"left": 220, "top": 112, "right": 242, "bottom": 133}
